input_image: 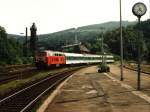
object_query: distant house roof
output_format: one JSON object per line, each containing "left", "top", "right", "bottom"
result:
{"left": 62, "top": 42, "right": 90, "bottom": 53}
{"left": 61, "top": 43, "right": 81, "bottom": 48}
{"left": 79, "top": 45, "right": 90, "bottom": 53}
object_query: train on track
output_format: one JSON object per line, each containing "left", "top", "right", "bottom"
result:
{"left": 35, "top": 50, "right": 114, "bottom": 68}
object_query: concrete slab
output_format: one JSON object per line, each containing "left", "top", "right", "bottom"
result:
{"left": 45, "top": 66, "right": 150, "bottom": 112}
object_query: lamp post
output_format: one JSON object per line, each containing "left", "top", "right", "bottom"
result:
{"left": 149, "top": 0, "right": 150, "bottom": 18}
{"left": 20, "top": 27, "right": 28, "bottom": 57}
{"left": 101, "top": 31, "right": 105, "bottom": 66}
{"left": 97, "top": 34, "right": 104, "bottom": 64}
{"left": 120, "top": 0, "right": 124, "bottom": 81}
{"left": 132, "top": 2, "right": 147, "bottom": 90}
{"left": 25, "top": 27, "right": 28, "bottom": 57}
{"left": 0, "top": 29, "right": 1, "bottom": 56}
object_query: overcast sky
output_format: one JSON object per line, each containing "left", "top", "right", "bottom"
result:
{"left": 0, "top": 0, "right": 149, "bottom": 34}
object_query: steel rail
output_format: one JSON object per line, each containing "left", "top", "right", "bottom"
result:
{"left": 20, "top": 74, "right": 69, "bottom": 112}
{"left": 0, "top": 71, "right": 66, "bottom": 103}
{"left": 0, "top": 68, "right": 37, "bottom": 84}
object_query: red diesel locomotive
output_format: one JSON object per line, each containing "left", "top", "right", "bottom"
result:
{"left": 35, "top": 50, "right": 66, "bottom": 68}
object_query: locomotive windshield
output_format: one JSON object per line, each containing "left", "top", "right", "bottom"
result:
{"left": 36, "top": 51, "right": 47, "bottom": 57}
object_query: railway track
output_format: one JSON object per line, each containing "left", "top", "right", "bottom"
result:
{"left": 0, "top": 64, "right": 33, "bottom": 74}
{"left": 0, "top": 67, "right": 81, "bottom": 112}
{"left": 0, "top": 67, "right": 37, "bottom": 85}
{"left": 124, "top": 65, "right": 150, "bottom": 75}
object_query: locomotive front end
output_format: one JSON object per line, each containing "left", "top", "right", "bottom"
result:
{"left": 35, "top": 51, "right": 48, "bottom": 68}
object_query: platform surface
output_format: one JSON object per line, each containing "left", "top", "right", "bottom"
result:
{"left": 45, "top": 65, "right": 150, "bottom": 112}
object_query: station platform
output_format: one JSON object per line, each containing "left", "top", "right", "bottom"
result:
{"left": 39, "top": 65, "right": 150, "bottom": 112}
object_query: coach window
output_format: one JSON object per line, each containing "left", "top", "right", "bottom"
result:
{"left": 78, "top": 57, "right": 80, "bottom": 60}
{"left": 68, "top": 56, "right": 71, "bottom": 60}
{"left": 86, "top": 57, "right": 88, "bottom": 60}
{"left": 73, "top": 57, "right": 75, "bottom": 60}
{"left": 67, "top": 56, "right": 71, "bottom": 60}
{"left": 72, "top": 57, "right": 74, "bottom": 60}
{"left": 68, "top": 56, "right": 70, "bottom": 60}
{"left": 76, "top": 57, "right": 78, "bottom": 60}
{"left": 79, "top": 57, "right": 81, "bottom": 60}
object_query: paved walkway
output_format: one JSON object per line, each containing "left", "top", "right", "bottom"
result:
{"left": 109, "top": 64, "right": 150, "bottom": 96}
{"left": 44, "top": 66, "right": 150, "bottom": 112}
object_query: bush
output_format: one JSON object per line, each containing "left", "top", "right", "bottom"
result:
{"left": 15, "top": 57, "right": 23, "bottom": 64}
{"left": 0, "top": 60, "right": 7, "bottom": 66}
{"left": 113, "top": 54, "right": 120, "bottom": 61}
{"left": 22, "top": 57, "right": 33, "bottom": 64}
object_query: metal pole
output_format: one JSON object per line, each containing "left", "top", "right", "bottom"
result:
{"left": 101, "top": 32, "right": 106, "bottom": 66}
{"left": 75, "top": 28, "right": 78, "bottom": 44}
{"left": 99, "top": 27, "right": 105, "bottom": 65}
{"left": 120, "top": 0, "right": 124, "bottom": 81}
{"left": 97, "top": 37, "right": 102, "bottom": 64}
{"left": 149, "top": 0, "right": 150, "bottom": 18}
{"left": 25, "top": 27, "right": 28, "bottom": 57}
{"left": 0, "top": 30, "right": 1, "bottom": 55}
{"left": 101, "top": 32, "right": 104, "bottom": 64}
{"left": 137, "top": 17, "right": 141, "bottom": 90}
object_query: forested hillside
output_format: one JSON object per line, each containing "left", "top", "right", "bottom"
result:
{"left": 0, "top": 27, "right": 32, "bottom": 65}
{"left": 37, "top": 21, "right": 135, "bottom": 51}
